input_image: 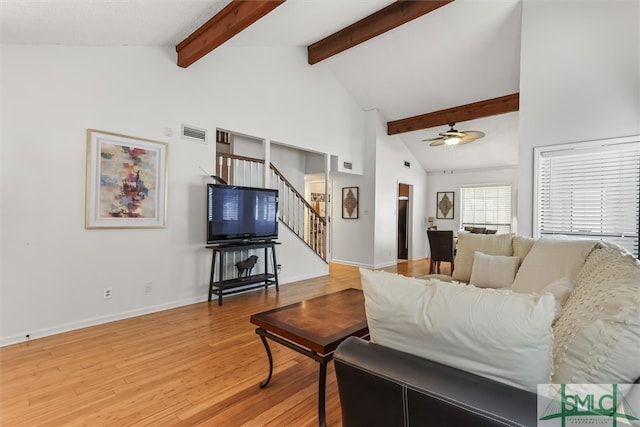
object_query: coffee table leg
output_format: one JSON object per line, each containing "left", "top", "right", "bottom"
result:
{"left": 256, "top": 328, "right": 273, "bottom": 388}
{"left": 318, "top": 359, "right": 327, "bottom": 427}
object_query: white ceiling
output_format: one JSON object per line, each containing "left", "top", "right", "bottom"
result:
{"left": 0, "top": 0, "right": 522, "bottom": 172}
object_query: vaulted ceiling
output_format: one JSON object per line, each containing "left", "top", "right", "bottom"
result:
{"left": 0, "top": 0, "right": 522, "bottom": 172}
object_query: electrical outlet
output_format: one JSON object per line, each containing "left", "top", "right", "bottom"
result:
{"left": 103, "top": 287, "right": 112, "bottom": 299}
{"left": 144, "top": 282, "right": 153, "bottom": 293}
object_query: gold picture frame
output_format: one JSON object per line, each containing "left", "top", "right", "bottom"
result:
{"left": 85, "top": 129, "right": 168, "bottom": 228}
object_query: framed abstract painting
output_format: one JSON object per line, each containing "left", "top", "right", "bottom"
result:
{"left": 85, "top": 129, "right": 168, "bottom": 228}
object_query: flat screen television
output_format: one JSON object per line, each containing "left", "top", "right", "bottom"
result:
{"left": 207, "top": 184, "right": 279, "bottom": 245}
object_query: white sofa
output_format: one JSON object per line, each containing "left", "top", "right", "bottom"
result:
{"left": 334, "top": 234, "right": 639, "bottom": 426}
{"left": 356, "top": 233, "right": 640, "bottom": 390}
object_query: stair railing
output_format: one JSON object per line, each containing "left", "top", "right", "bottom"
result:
{"left": 216, "top": 153, "right": 265, "bottom": 188}
{"left": 269, "top": 164, "right": 326, "bottom": 260}
{"left": 215, "top": 153, "right": 326, "bottom": 261}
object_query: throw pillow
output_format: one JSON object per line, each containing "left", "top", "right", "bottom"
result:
{"left": 469, "top": 251, "right": 520, "bottom": 288}
{"left": 540, "top": 277, "right": 573, "bottom": 321}
{"left": 511, "top": 237, "right": 597, "bottom": 294}
{"left": 359, "top": 268, "right": 555, "bottom": 392}
{"left": 573, "top": 241, "right": 628, "bottom": 290}
{"left": 551, "top": 253, "right": 640, "bottom": 384}
{"left": 452, "top": 233, "right": 514, "bottom": 283}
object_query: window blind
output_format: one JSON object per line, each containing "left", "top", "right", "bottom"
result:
{"left": 461, "top": 185, "right": 512, "bottom": 234}
{"left": 536, "top": 139, "right": 640, "bottom": 257}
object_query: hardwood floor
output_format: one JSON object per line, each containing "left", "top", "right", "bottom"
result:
{"left": 1, "top": 259, "right": 433, "bottom": 426}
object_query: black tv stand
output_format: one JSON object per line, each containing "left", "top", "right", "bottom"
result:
{"left": 206, "top": 241, "right": 280, "bottom": 306}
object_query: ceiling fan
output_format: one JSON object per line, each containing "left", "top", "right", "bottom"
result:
{"left": 422, "top": 123, "right": 485, "bottom": 147}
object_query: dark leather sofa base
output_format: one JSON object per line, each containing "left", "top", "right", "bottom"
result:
{"left": 334, "top": 336, "right": 539, "bottom": 427}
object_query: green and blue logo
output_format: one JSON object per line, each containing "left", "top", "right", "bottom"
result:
{"left": 538, "top": 384, "right": 639, "bottom": 427}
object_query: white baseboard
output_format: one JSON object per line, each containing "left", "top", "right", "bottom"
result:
{"left": 1, "top": 296, "right": 207, "bottom": 347}
{"left": 331, "top": 259, "right": 375, "bottom": 269}
{"left": 373, "top": 260, "right": 398, "bottom": 269}
{"left": 1, "top": 271, "right": 332, "bottom": 347}
{"left": 280, "top": 271, "right": 329, "bottom": 284}
{"left": 331, "top": 259, "right": 398, "bottom": 270}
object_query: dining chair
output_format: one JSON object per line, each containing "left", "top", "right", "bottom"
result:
{"left": 427, "top": 230, "right": 455, "bottom": 275}
{"left": 465, "top": 226, "right": 486, "bottom": 234}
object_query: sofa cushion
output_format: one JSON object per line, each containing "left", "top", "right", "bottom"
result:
{"left": 469, "top": 252, "right": 520, "bottom": 288}
{"left": 512, "top": 235, "right": 536, "bottom": 265}
{"left": 360, "top": 268, "right": 555, "bottom": 392}
{"left": 510, "top": 237, "right": 597, "bottom": 294}
{"left": 452, "top": 233, "right": 514, "bottom": 283}
{"left": 551, "top": 249, "right": 640, "bottom": 384}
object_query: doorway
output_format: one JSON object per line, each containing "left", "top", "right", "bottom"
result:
{"left": 397, "top": 183, "right": 410, "bottom": 260}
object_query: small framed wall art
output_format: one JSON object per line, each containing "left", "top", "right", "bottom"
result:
{"left": 342, "top": 187, "right": 359, "bottom": 219}
{"left": 310, "top": 192, "right": 326, "bottom": 218}
{"left": 436, "top": 191, "right": 454, "bottom": 219}
{"left": 85, "top": 129, "right": 168, "bottom": 228}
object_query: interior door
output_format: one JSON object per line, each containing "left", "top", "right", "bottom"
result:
{"left": 398, "top": 199, "right": 408, "bottom": 259}
{"left": 397, "top": 183, "right": 410, "bottom": 260}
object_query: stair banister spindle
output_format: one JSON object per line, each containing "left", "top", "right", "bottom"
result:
{"left": 294, "top": 192, "right": 298, "bottom": 234}
{"left": 297, "top": 196, "right": 301, "bottom": 236}
{"left": 297, "top": 195, "right": 302, "bottom": 235}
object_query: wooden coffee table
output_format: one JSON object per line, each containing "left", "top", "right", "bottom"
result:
{"left": 250, "top": 288, "right": 368, "bottom": 427}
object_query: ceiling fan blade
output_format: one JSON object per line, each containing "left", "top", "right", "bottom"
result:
{"left": 462, "top": 130, "right": 485, "bottom": 138}
{"left": 429, "top": 139, "right": 446, "bottom": 147}
{"left": 421, "top": 136, "right": 445, "bottom": 142}
{"left": 459, "top": 131, "right": 486, "bottom": 143}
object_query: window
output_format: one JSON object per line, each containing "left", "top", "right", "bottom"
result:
{"left": 461, "top": 185, "right": 512, "bottom": 234}
{"left": 535, "top": 136, "right": 639, "bottom": 258}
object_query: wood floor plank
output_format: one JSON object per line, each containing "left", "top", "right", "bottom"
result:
{"left": 0, "top": 259, "right": 431, "bottom": 426}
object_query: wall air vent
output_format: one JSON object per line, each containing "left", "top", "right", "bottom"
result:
{"left": 343, "top": 162, "right": 353, "bottom": 170}
{"left": 181, "top": 124, "right": 207, "bottom": 144}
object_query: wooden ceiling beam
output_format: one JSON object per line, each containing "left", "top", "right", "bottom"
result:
{"left": 307, "top": 0, "right": 454, "bottom": 65}
{"left": 387, "top": 93, "right": 520, "bottom": 135}
{"left": 176, "top": 0, "right": 285, "bottom": 68}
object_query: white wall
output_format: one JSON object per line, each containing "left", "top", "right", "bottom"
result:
{"left": 332, "top": 110, "right": 429, "bottom": 268}
{"left": 305, "top": 152, "right": 325, "bottom": 175}
{"left": 232, "top": 134, "right": 264, "bottom": 160}
{"left": 427, "top": 167, "right": 519, "bottom": 233}
{"left": 331, "top": 112, "right": 376, "bottom": 267}
{"left": 518, "top": 0, "right": 640, "bottom": 236}
{"left": 0, "top": 44, "right": 363, "bottom": 345}
{"left": 270, "top": 144, "right": 307, "bottom": 194}
{"left": 373, "top": 111, "right": 430, "bottom": 267}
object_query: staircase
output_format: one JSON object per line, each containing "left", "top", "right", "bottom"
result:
{"left": 216, "top": 153, "right": 327, "bottom": 261}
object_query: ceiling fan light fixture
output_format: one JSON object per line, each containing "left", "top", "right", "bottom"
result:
{"left": 422, "top": 122, "right": 485, "bottom": 147}
{"left": 444, "top": 136, "right": 461, "bottom": 145}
